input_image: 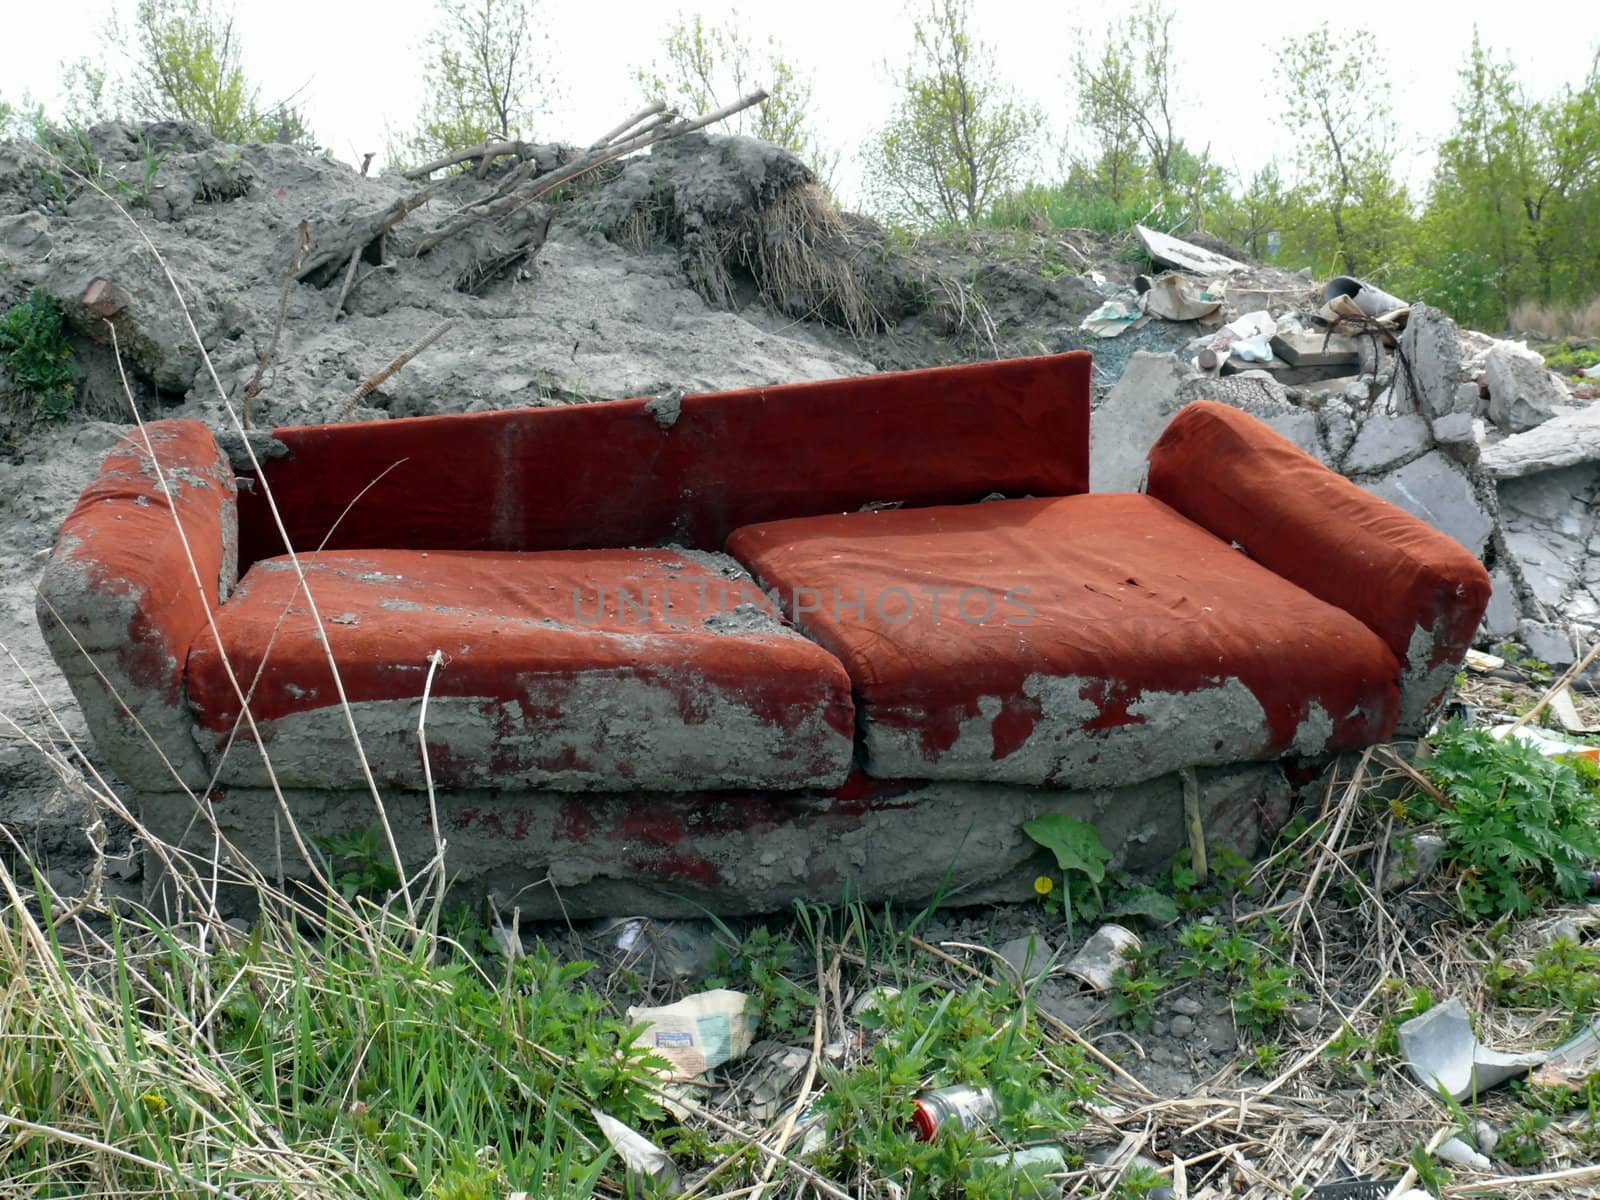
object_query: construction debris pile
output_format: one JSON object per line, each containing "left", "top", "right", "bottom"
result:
{"left": 1083, "top": 224, "right": 1597, "bottom": 668}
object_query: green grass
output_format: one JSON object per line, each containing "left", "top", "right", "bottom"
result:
{"left": 978, "top": 182, "right": 1189, "bottom": 237}
{"left": 0, "top": 288, "right": 77, "bottom": 417}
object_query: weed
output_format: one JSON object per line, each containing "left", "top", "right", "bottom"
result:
{"left": 1487, "top": 936, "right": 1600, "bottom": 1024}
{"left": 1418, "top": 722, "right": 1600, "bottom": 917}
{"left": 1498, "top": 1111, "right": 1551, "bottom": 1165}
{"left": 1325, "top": 1023, "right": 1379, "bottom": 1085}
{"left": 315, "top": 825, "right": 402, "bottom": 901}
{"left": 1113, "top": 1162, "right": 1168, "bottom": 1197}
{"left": 1170, "top": 844, "right": 1253, "bottom": 910}
{"left": 1252, "top": 1043, "right": 1282, "bottom": 1075}
{"left": 1108, "top": 944, "right": 1167, "bottom": 1031}
{"left": 0, "top": 288, "right": 78, "bottom": 416}
{"left": 1407, "top": 1142, "right": 1452, "bottom": 1194}
{"left": 1236, "top": 964, "right": 1306, "bottom": 1037}
{"left": 1023, "top": 812, "right": 1110, "bottom": 936}
{"left": 705, "top": 925, "right": 816, "bottom": 1042}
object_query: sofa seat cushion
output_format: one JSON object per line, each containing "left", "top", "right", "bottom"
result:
{"left": 185, "top": 548, "right": 856, "bottom": 792}
{"left": 727, "top": 494, "right": 1402, "bottom": 788}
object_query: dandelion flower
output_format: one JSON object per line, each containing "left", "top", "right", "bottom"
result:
{"left": 1033, "top": 875, "right": 1054, "bottom": 896}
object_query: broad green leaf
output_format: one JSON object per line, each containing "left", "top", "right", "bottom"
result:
{"left": 1023, "top": 813, "right": 1109, "bottom": 884}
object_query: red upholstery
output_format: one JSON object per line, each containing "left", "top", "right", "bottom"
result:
{"left": 36, "top": 419, "right": 237, "bottom": 788}
{"left": 235, "top": 353, "right": 1091, "bottom": 567}
{"left": 185, "top": 548, "right": 856, "bottom": 791}
{"left": 727, "top": 493, "right": 1402, "bottom": 787}
{"left": 1147, "top": 401, "right": 1492, "bottom": 730}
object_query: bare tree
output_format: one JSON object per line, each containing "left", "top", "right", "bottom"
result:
{"left": 399, "top": 0, "right": 550, "bottom": 165}
{"left": 635, "top": 12, "right": 837, "bottom": 187}
{"left": 1071, "top": 0, "right": 1182, "bottom": 190}
{"left": 863, "top": 0, "right": 1042, "bottom": 227}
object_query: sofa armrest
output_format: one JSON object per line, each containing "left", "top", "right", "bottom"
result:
{"left": 1146, "top": 401, "right": 1491, "bottom": 734}
{"left": 36, "top": 419, "right": 238, "bottom": 788}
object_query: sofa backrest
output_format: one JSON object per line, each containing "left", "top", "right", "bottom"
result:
{"left": 235, "top": 352, "right": 1090, "bottom": 566}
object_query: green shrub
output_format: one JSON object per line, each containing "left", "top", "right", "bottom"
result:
{"left": 1418, "top": 722, "right": 1600, "bottom": 918}
{"left": 0, "top": 288, "right": 78, "bottom": 417}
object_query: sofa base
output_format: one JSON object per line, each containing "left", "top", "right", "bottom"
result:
{"left": 138, "top": 765, "right": 1297, "bottom": 919}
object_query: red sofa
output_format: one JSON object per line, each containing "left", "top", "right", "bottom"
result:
{"left": 36, "top": 352, "right": 1490, "bottom": 914}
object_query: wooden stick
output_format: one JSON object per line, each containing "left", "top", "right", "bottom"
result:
{"left": 1443, "top": 1163, "right": 1600, "bottom": 1196}
{"left": 1181, "top": 766, "right": 1207, "bottom": 885}
{"left": 749, "top": 1008, "right": 823, "bottom": 1200}
{"left": 413, "top": 90, "right": 768, "bottom": 255}
{"left": 296, "top": 186, "right": 433, "bottom": 282}
{"left": 243, "top": 219, "right": 309, "bottom": 429}
{"left": 330, "top": 244, "right": 361, "bottom": 324}
{"left": 337, "top": 319, "right": 453, "bottom": 419}
{"left": 591, "top": 101, "right": 669, "bottom": 149}
{"left": 1507, "top": 635, "right": 1600, "bottom": 733}
{"left": 405, "top": 139, "right": 530, "bottom": 179}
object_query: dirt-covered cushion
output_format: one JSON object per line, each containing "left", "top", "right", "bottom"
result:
{"left": 727, "top": 493, "right": 1402, "bottom": 788}
{"left": 186, "top": 548, "right": 855, "bottom": 792}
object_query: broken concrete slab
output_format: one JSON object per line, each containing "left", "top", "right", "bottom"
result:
{"left": 138, "top": 763, "right": 1298, "bottom": 919}
{"left": 1518, "top": 619, "right": 1577, "bottom": 666}
{"left": 1089, "top": 351, "right": 1193, "bottom": 491}
{"left": 1134, "top": 224, "right": 1248, "bottom": 275}
{"left": 1363, "top": 451, "right": 1494, "bottom": 556}
{"left": 1270, "top": 331, "right": 1359, "bottom": 368}
{"left": 1431, "top": 410, "right": 1477, "bottom": 448}
{"left": 1481, "top": 569, "right": 1521, "bottom": 640}
{"left": 1485, "top": 345, "right": 1564, "bottom": 433}
{"left": 1480, "top": 402, "right": 1600, "bottom": 478}
{"left": 1393, "top": 303, "right": 1466, "bottom": 419}
{"left": 1342, "top": 407, "right": 1433, "bottom": 476}
{"left": 1497, "top": 464, "right": 1598, "bottom": 610}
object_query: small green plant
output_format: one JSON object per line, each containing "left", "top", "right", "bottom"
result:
{"left": 1325, "top": 1023, "right": 1379, "bottom": 1085}
{"left": 1487, "top": 936, "right": 1600, "bottom": 1024}
{"left": 1497, "top": 1111, "right": 1551, "bottom": 1166}
{"left": 1236, "top": 964, "right": 1306, "bottom": 1036}
{"left": 1419, "top": 722, "right": 1600, "bottom": 917}
{"left": 1023, "top": 812, "right": 1111, "bottom": 935}
{"left": 1112, "top": 1162, "right": 1168, "bottom": 1198}
{"left": 315, "top": 826, "right": 401, "bottom": 900}
{"left": 1252, "top": 1042, "right": 1282, "bottom": 1075}
{"left": 1108, "top": 943, "right": 1167, "bottom": 1031}
{"left": 0, "top": 288, "right": 78, "bottom": 417}
{"left": 1407, "top": 1141, "right": 1452, "bottom": 1194}
{"left": 706, "top": 925, "right": 815, "bottom": 1042}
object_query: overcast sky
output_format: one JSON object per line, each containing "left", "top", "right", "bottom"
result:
{"left": 3, "top": 0, "right": 1597, "bottom": 207}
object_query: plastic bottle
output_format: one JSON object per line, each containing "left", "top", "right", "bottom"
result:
{"left": 910, "top": 1085, "right": 999, "bottom": 1141}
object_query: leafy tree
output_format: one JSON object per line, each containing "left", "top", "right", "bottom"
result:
{"left": 635, "top": 12, "right": 837, "bottom": 187}
{"left": 863, "top": 0, "right": 1042, "bottom": 227}
{"left": 1416, "top": 33, "right": 1600, "bottom": 327}
{"left": 1273, "top": 25, "right": 1411, "bottom": 278}
{"left": 1071, "top": 1, "right": 1188, "bottom": 195}
{"left": 121, "top": 0, "right": 313, "bottom": 144}
{"left": 399, "top": 0, "right": 549, "bottom": 165}
{"left": 1213, "top": 161, "right": 1293, "bottom": 261}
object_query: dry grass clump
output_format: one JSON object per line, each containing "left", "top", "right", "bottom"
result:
{"left": 1509, "top": 296, "right": 1600, "bottom": 341}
